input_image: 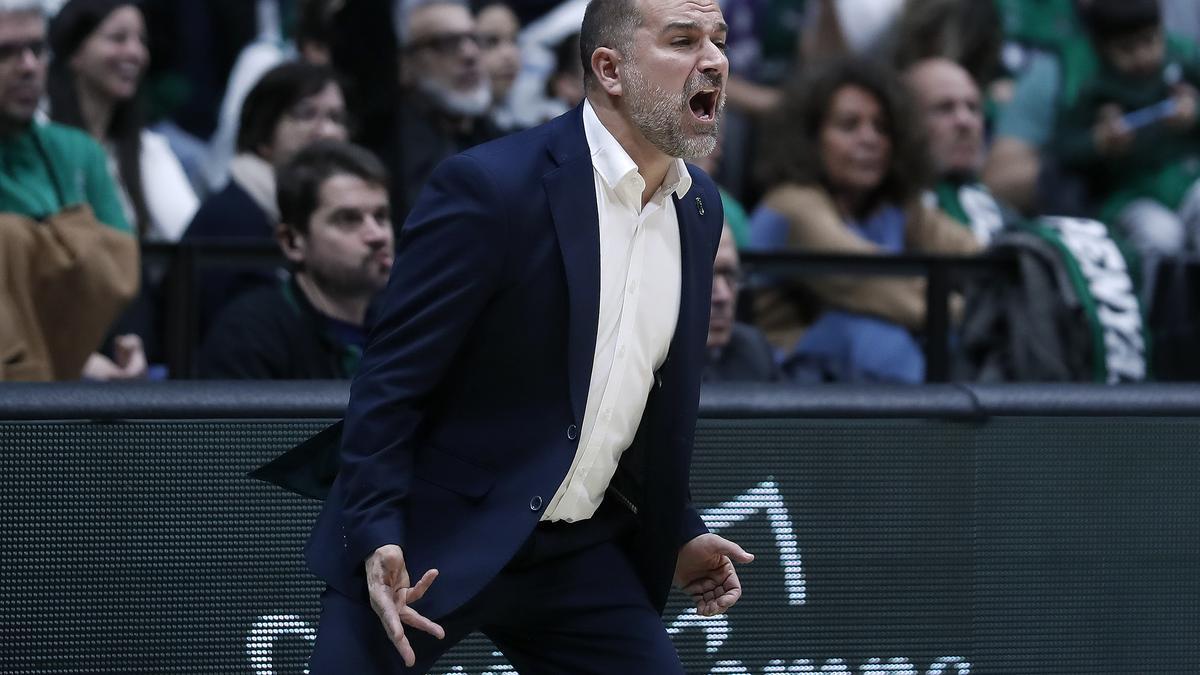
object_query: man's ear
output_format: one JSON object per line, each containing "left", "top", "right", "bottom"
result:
{"left": 277, "top": 223, "right": 306, "bottom": 265}
{"left": 591, "top": 47, "right": 623, "bottom": 97}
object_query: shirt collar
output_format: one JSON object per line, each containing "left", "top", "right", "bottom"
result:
{"left": 582, "top": 100, "right": 692, "bottom": 203}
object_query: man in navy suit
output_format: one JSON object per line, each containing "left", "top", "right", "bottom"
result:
{"left": 305, "top": 0, "right": 751, "bottom": 671}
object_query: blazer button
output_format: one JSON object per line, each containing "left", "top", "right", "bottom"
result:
{"left": 529, "top": 496, "right": 543, "bottom": 511}
{"left": 567, "top": 424, "right": 579, "bottom": 441}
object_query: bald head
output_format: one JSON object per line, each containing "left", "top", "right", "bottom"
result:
{"left": 905, "top": 58, "right": 984, "bottom": 179}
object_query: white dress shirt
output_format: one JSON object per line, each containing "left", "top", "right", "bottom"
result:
{"left": 542, "top": 101, "right": 690, "bottom": 522}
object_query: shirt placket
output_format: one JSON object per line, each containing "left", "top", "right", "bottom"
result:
{"left": 574, "top": 194, "right": 651, "bottom": 505}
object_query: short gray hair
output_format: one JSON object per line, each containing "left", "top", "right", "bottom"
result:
{"left": 0, "top": 0, "right": 46, "bottom": 17}
{"left": 393, "top": 0, "right": 470, "bottom": 48}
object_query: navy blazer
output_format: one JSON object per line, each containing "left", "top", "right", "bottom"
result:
{"left": 305, "top": 105, "right": 725, "bottom": 620}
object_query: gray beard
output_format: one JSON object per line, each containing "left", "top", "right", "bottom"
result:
{"left": 418, "top": 77, "right": 493, "bottom": 117}
{"left": 623, "top": 65, "right": 723, "bottom": 160}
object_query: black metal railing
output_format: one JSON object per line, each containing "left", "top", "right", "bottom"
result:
{"left": 739, "top": 250, "right": 1018, "bottom": 382}
{"left": 139, "top": 243, "right": 1017, "bottom": 381}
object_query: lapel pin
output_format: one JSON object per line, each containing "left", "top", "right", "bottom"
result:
{"left": 695, "top": 196, "right": 705, "bottom": 216}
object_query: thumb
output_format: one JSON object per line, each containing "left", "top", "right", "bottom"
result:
{"left": 714, "top": 537, "right": 754, "bottom": 563}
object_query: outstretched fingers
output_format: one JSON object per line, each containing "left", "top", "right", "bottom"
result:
{"left": 369, "top": 581, "right": 417, "bottom": 666}
{"left": 395, "top": 569, "right": 446, "bottom": 640}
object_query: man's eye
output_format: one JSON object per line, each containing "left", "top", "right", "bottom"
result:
{"left": 672, "top": 37, "right": 692, "bottom": 46}
{"left": 713, "top": 41, "right": 727, "bottom": 52}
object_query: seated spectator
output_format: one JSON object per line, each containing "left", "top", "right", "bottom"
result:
{"left": 475, "top": 0, "right": 522, "bottom": 132}
{"left": 704, "top": 226, "right": 780, "bottom": 383}
{"left": 1057, "top": 0, "right": 1200, "bottom": 260}
{"left": 750, "top": 57, "right": 980, "bottom": 383}
{"left": 905, "top": 57, "right": 1004, "bottom": 244}
{"left": 907, "top": 57, "right": 1147, "bottom": 383}
{"left": 0, "top": 0, "right": 138, "bottom": 380}
{"left": 47, "top": 0, "right": 204, "bottom": 376}
{"left": 199, "top": 140, "right": 393, "bottom": 379}
{"left": 389, "top": 0, "right": 501, "bottom": 219}
{"left": 183, "top": 61, "right": 349, "bottom": 339}
{"left": 204, "top": 0, "right": 344, "bottom": 190}
{"left": 47, "top": 0, "right": 199, "bottom": 241}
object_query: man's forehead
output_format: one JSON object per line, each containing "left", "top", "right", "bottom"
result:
{"left": 319, "top": 175, "right": 388, "bottom": 204}
{"left": 640, "top": 0, "right": 727, "bottom": 32}
{"left": 911, "top": 62, "right": 979, "bottom": 105}
{"left": 0, "top": 12, "right": 45, "bottom": 41}
{"left": 409, "top": 3, "right": 473, "bottom": 37}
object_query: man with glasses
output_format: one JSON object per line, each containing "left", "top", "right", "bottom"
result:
{"left": 0, "top": 0, "right": 129, "bottom": 233}
{"left": 703, "top": 225, "right": 780, "bottom": 382}
{"left": 389, "top": 0, "right": 501, "bottom": 220}
{"left": 0, "top": 0, "right": 138, "bottom": 380}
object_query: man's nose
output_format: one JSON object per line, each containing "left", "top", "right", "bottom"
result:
{"left": 460, "top": 36, "right": 482, "bottom": 61}
{"left": 698, "top": 39, "right": 728, "bottom": 78}
{"left": 363, "top": 216, "right": 391, "bottom": 244}
{"left": 15, "top": 46, "right": 41, "bottom": 72}
{"left": 712, "top": 276, "right": 734, "bottom": 301}
{"left": 953, "top": 105, "right": 975, "bottom": 128}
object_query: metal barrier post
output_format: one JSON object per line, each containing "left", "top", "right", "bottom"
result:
{"left": 925, "top": 262, "right": 951, "bottom": 382}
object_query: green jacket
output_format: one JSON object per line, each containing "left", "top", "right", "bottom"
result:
{"left": 0, "top": 120, "right": 131, "bottom": 233}
{"left": 1056, "top": 35, "right": 1200, "bottom": 221}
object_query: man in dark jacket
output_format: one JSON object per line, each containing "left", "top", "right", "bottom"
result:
{"left": 199, "top": 140, "right": 393, "bottom": 379}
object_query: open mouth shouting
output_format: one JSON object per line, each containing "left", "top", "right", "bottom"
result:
{"left": 688, "top": 88, "right": 720, "bottom": 123}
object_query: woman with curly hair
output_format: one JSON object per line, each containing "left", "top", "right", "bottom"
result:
{"left": 749, "top": 57, "right": 980, "bottom": 383}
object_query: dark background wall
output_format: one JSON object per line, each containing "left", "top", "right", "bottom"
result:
{"left": 1, "top": 383, "right": 1197, "bottom": 674}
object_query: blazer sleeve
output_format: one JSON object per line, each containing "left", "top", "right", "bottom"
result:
{"left": 338, "top": 153, "right": 510, "bottom": 566}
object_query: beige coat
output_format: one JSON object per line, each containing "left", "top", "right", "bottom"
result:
{"left": 0, "top": 205, "right": 139, "bottom": 380}
{"left": 753, "top": 184, "right": 982, "bottom": 353}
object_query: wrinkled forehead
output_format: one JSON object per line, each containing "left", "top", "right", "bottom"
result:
{"left": 638, "top": 0, "right": 727, "bottom": 34}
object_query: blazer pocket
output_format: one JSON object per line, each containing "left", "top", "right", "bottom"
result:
{"left": 413, "top": 446, "right": 495, "bottom": 500}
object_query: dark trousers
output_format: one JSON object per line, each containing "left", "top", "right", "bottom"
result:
{"left": 307, "top": 504, "right": 683, "bottom": 674}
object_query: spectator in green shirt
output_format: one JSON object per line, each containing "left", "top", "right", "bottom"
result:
{"left": 0, "top": 2, "right": 129, "bottom": 233}
{"left": 1056, "top": 0, "right": 1200, "bottom": 260}
{"left": 0, "top": 0, "right": 143, "bottom": 380}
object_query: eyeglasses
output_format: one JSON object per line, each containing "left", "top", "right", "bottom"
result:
{"left": 0, "top": 39, "right": 47, "bottom": 65}
{"left": 713, "top": 268, "right": 743, "bottom": 289}
{"left": 478, "top": 33, "right": 517, "bottom": 50}
{"left": 406, "top": 32, "right": 481, "bottom": 55}
{"left": 286, "top": 105, "right": 348, "bottom": 128}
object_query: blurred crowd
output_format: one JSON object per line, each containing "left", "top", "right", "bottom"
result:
{"left": 1, "top": 0, "right": 1197, "bottom": 384}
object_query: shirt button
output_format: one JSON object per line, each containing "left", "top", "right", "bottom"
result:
{"left": 529, "top": 496, "right": 543, "bottom": 511}
{"left": 567, "top": 424, "right": 579, "bottom": 440}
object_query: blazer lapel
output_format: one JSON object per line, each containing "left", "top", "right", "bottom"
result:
{"left": 544, "top": 107, "right": 600, "bottom": 425}
{"left": 663, "top": 175, "right": 707, "bottom": 386}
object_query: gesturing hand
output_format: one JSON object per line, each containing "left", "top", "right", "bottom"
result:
{"left": 673, "top": 533, "right": 754, "bottom": 617}
{"left": 365, "top": 545, "right": 445, "bottom": 667}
